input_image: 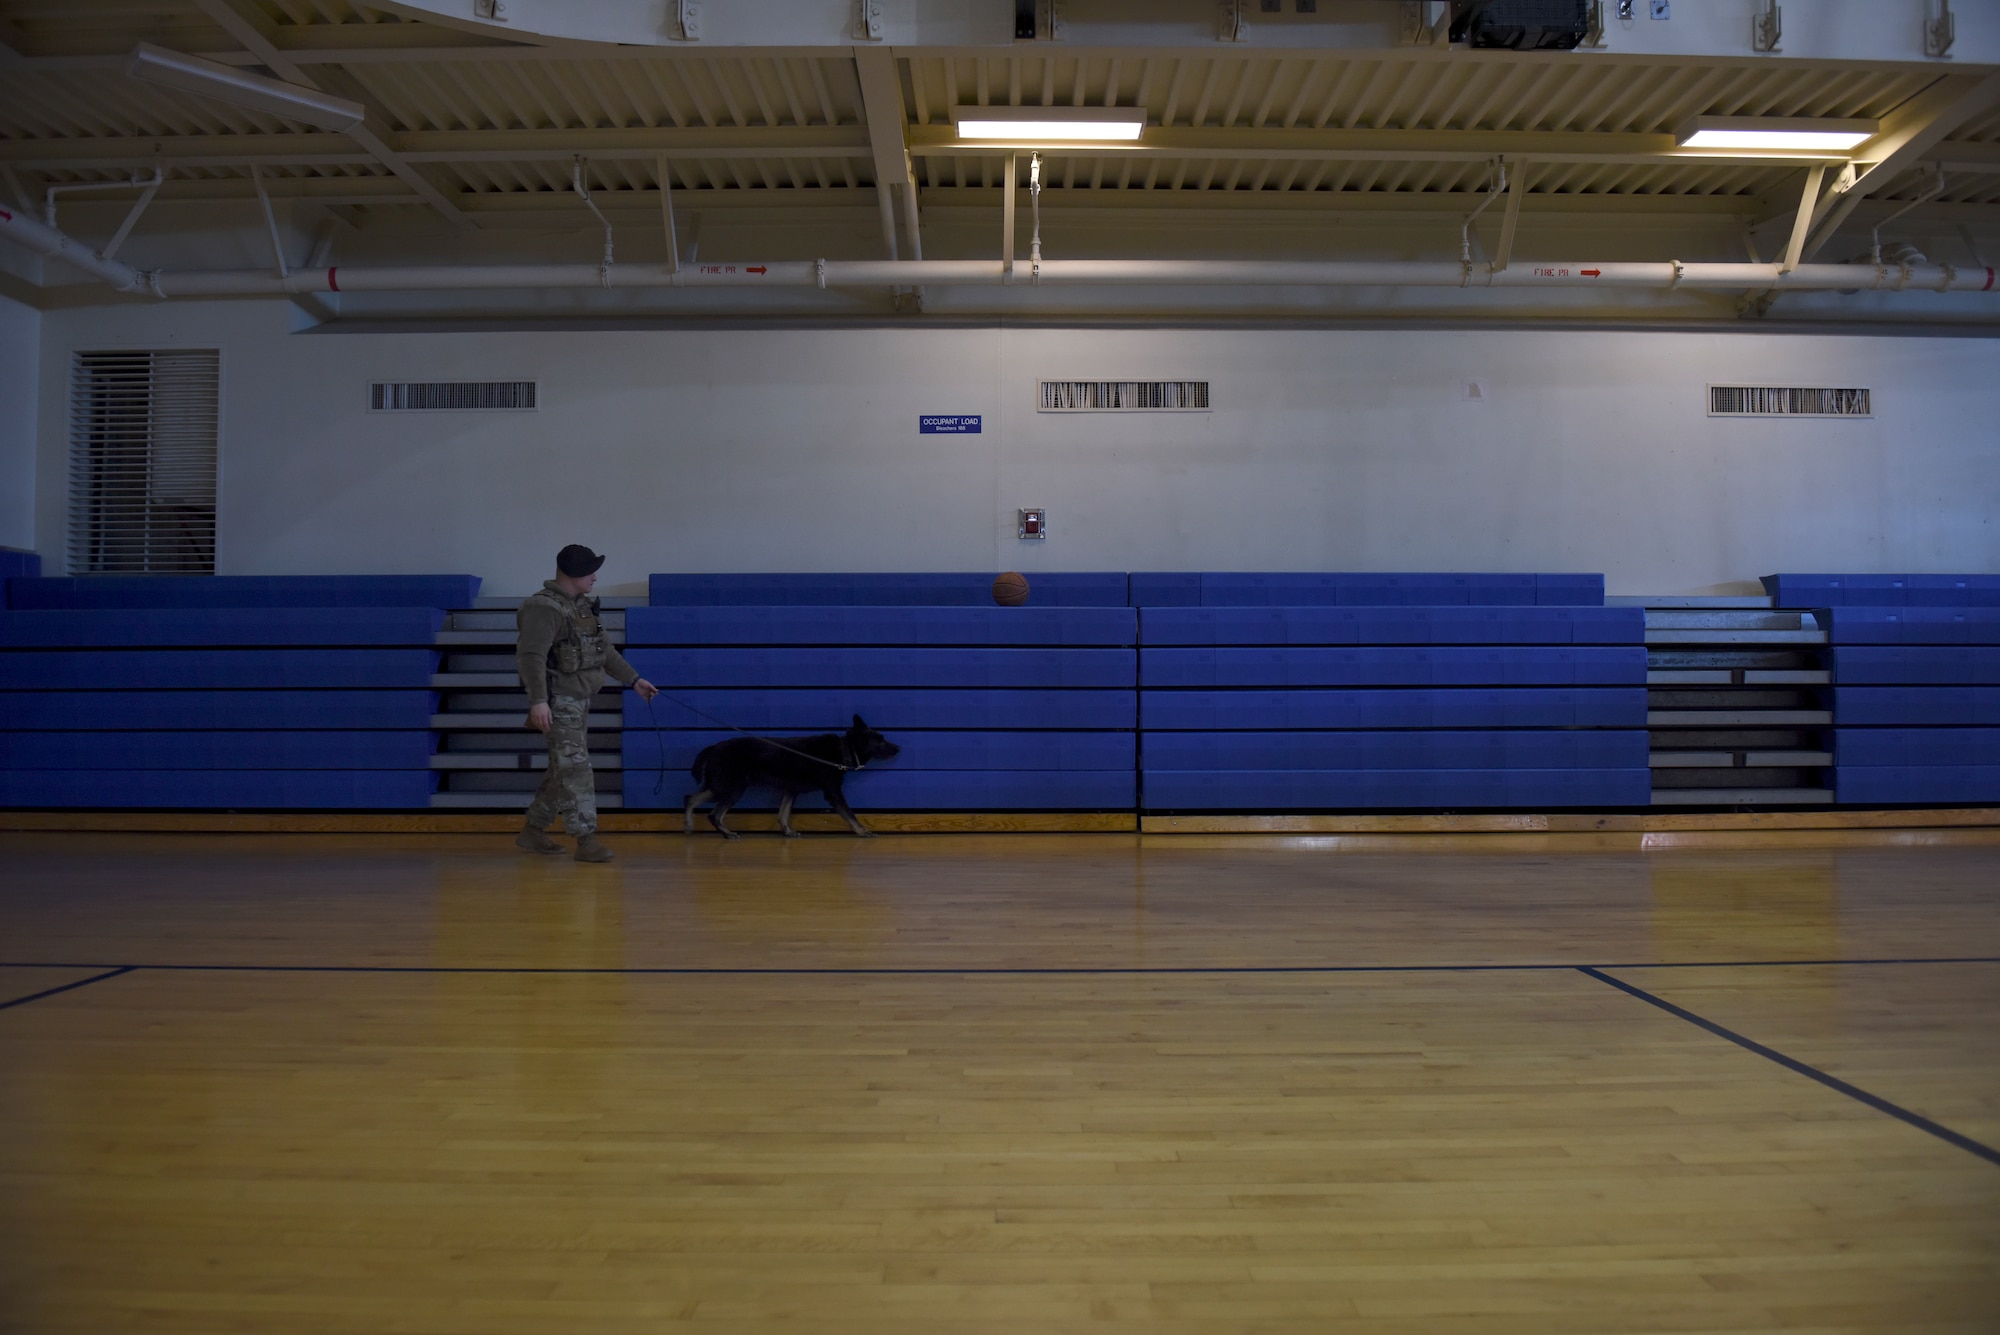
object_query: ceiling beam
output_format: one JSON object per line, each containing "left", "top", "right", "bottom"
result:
{"left": 1802, "top": 71, "right": 2000, "bottom": 260}
{"left": 906, "top": 124, "right": 1847, "bottom": 168}
{"left": 191, "top": 0, "right": 473, "bottom": 229}
{"left": 1926, "top": 140, "right": 2000, "bottom": 175}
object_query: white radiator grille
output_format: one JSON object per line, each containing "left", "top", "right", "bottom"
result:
{"left": 68, "top": 350, "right": 220, "bottom": 575}
{"left": 1038, "top": 380, "right": 1210, "bottom": 412}
{"left": 1709, "top": 385, "right": 1872, "bottom": 417}
{"left": 370, "top": 381, "right": 538, "bottom": 411}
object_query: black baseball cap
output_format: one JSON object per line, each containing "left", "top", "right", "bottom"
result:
{"left": 557, "top": 544, "right": 606, "bottom": 577}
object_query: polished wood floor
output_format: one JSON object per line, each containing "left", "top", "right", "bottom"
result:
{"left": 1, "top": 833, "right": 1996, "bottom": 1333}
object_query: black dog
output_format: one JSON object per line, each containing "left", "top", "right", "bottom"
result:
{"left": 684, "top": 715, "right": 901, "bottom": 839}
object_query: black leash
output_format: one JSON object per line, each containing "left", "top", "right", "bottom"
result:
{"left": 643, "top": 690, "right": 855, "bottom": 800}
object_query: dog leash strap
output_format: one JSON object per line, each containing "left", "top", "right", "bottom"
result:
{"left": 647, "top": 688, "right": 854, "bottom": 771}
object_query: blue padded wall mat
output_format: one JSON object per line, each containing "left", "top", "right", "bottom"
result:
{"left": 1142, "top": 687, "right": 1647, "bottom": 730}
{"left": 625, "top": 729, "right": 1134, "bottom": 773}
{"left": 1763, "top": 574, "right": 2000, "bottom": 608}
{"left": 1140, "top": 646, "right": 1643, "bottom": 687}
{"left": 0, "top": 549, "right": 40, "bottom": 582}
{"left": 1141, "top": 768, "right": 1652, "bottom": 809}
{"left": 1829, "top": 687, "right": 2000, "bottom": 726}
{"left": 1, "top": 690, "right": 438, "bottom": 730}
{"left": 629, "top": 689, "right": 1135, "bottom": 731}
{"left": 1821, "top": 607, "right": 2000, "bottom": 644}
{"left": 0, "top": 730, "right": 436, "bottom": 770}
{"left": 648, "top": 573, "right": 1129, "bottom": 606}
{"left": 0, "top": 648, "right": 439, "bottom": 690}
{"left": 627, "top": 769, "right": 1135, "bottom": 811}
{"left": 1127, "top": 573, "right": 1604, "bottom": 606}
{"left": 1832, "top": 767, "right": 2000, "bottom": 804}
{"left": 1140, "top": 730, "right": 1649, "bottom": 770}
{"left": 1826, "top": 647, "right": 2000, "bottom": 684}
{"left": 626, "top": 605, "right": 1135, "bottom": 646}
{"left": 0, "top": 770, "right": 438, "bottom": 808}
{"left": 0, "top": 608, "right": 445, "bottom": 648}
{"left": 622, "top": 648, "right": 1134, "bottom": 689}
{"left": 1140, "top": 606, "right": 1641, "bottom": 645}
{"left": 1831, "top": 728, "right": 2000, "bottom": 767}
{"left": 8, "top": 575, "right": 480, "bottom": 610}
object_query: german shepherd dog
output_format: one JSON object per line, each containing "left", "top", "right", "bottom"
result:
{"left": 684, "top": 715, "right": 901, "bottom": 839}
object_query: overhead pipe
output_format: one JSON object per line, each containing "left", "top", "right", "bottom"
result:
{"left": 4, "top": 204, "right": 1995, "bottom": 297}
{"left": 137, "top": 258, "right": 2000, "bottom": 297}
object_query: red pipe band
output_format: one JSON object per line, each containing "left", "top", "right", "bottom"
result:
{"left": 327, "top": 267, "right": 339, "bottom": 292}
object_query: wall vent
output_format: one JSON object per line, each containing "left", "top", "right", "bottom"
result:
{"left": 1708, "top": 385, "right": 1871, "bottom": 418}
{"left": 370, "top": 381, "right": 537, "bottom": 412}
{"left": 1038, "top": 380, "right": 1210, "bottom": 412}
{"left": 68, "top": 349, "right": 220, "bottom": 575}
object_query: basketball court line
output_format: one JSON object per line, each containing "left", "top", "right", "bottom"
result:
{"left": 0, "top": 966, "right": 136, "bottom": 1012}
{"left": 1580, "top": 966, "right": 2000, "bottom": 1168}
{"left": 5, "top": 956, "right": 1994, "bottom": 1166}
{"left": 2, "top": 956, "right": 1997, "bottom": 975}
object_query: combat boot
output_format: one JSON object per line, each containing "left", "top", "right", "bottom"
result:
{"left": 515, "top": 825, "right": 563, "bottom": 855}
{"left": 574, "top": 834, "right": 615, "bottom": 863}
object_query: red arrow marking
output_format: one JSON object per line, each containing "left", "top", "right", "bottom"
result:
{"left": 1580, "top": 268, "right": 1602, "bottom": 277}
{"left": 747, "top": 265, "right": 767, "bottom": 274}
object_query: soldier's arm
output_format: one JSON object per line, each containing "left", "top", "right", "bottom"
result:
{"left": 516, "top": 602, "right": 558, "bottom": 703}
{"left": 602, "top": 642, "right": 640, "bottom": 688}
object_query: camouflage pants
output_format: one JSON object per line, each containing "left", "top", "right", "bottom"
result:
{"left": 524, "top": 695, "right": 597, "bottom": 836}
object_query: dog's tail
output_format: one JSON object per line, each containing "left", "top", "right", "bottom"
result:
{"left": 689, "top": 741, "right": 720, "bottom": 785}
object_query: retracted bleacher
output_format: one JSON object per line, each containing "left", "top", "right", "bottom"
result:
{"left": 0, "top": 575, "right": 477, "bottom": 808}
{"left": 623, "top": 574, "right": 1136, "bottom": 811}
{"left": 1136, "top": 573, "right": 1651, "bottom": 810}
{"left": 1766, "top": 575, "right": 2000, "bottom": 806}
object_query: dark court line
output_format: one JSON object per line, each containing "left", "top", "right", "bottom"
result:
{"left": 0, "top": 956, "right": 1996, "bottom": 977}
{"left": 0, "top": 966, "right": 138, "bottom": 1013}
{"left": 1578, "top": 966, "right": 2000, "bottom": 1169}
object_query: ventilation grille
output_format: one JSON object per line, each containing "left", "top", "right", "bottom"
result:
{"left": 370, "top": 381, "right": 537, "bottom": 411}
{"left": 1709, "top": 385, "right": 1872, "bottom": 418}
{"left": 68, "top": 350, "right": 220, "bottom": 575}
{"left": 1038, "top": 379, "right": 1210, "bottom": 412}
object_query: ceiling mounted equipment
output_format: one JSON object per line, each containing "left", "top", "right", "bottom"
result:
{"left": 123, "top": 42, "right": 366, "bottom": 133}
{"left": 951, "top": 106, "right": 1147, "bottom": 142}
{"left": 1675, "top": 116, "right": 1878, "bottom": 153}
{"left": 1449, "top": 0, "right": 1592, "bottom": 50}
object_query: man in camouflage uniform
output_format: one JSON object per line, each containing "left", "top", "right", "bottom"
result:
{"left": 516, "top": 544, "right": 658, "bottom": 862}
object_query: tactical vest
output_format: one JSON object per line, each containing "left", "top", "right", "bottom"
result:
{"left": 534, "top": 589, "right": 610, "bottom": 676}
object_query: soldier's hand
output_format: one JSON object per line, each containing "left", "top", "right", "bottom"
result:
{"left": 634, "top": 678, "right": 661, "bottom": 702}
{"left": 527, "top": 701, "right": 553, "bottom": 733}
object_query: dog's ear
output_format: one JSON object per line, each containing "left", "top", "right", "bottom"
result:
{"left": 851, "top": 713, "right": 866, "bottom": 731}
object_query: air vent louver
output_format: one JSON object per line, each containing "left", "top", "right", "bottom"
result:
{"left": 1038, "top": 380, "right": 1210, "bottom": 412}
{"left": 370, "top": 381, "right": 537, "bottom": 411}
{"left": 1709, "top": 385, "right": 1871, "bottom": 418}
{"left": 69, "top": 349, "right": 219, "bottom": 574}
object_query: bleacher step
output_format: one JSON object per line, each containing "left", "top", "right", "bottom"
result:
{"left": 1648, "top": 709, "right": 1832, "bottom": 727}
{"left": 431, "top": 712, "right": 622, "bottom": 729}
{"left": 1647, "top": 669, "right": 1830, "bottom": 685}
{"left": 1650, "top": 788, "right": 1835, "bottom": 806}
{"left": 430, "top": 753, "right": 620, "bottom": 770}
{"left": 429, "top": 792, "right": 627, "bottom": 810}
{"left": 1645, "top": 629, "right": 1826, "bottom": 645}
{"left": 1649, "top": 750, "right": 1833, "bottom": 768}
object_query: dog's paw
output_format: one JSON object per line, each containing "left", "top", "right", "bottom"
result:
{"left": 782, "top": 829, "right": 804, "bottom": 839}
{"left": 719, "top": 829, "right": 741, "bottom": 841}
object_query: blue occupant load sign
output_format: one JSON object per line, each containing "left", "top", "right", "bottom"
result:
{"left": 920, "top": 415, "right": 981, "bottom": 434}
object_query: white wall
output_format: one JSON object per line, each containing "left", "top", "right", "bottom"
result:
{"left": 0, "top": 293, "right": 39, "bottom": 553}
{"left": 35, "top": 300, "right": 2000, "bottom": 596}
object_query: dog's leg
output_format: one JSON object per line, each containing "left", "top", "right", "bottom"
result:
{"left": 776, "top": 793, "right": 802, "bottom": 838}
{"left": 826, "top": 785, "right": 873, "bottom": 838}
{"left": 708, "top": 799, "right": 741, "bottom": 840}
{"left": 682, "top": 788, "right": 712, "bottom": 835}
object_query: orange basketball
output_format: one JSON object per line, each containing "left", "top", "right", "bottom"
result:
{"left": 992, "top": 572, "right": 1031, "bottom": 607}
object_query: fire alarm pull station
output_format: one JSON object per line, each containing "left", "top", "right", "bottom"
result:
{"left": 1018, "top": 508, "right": 1047, "bottom": 539}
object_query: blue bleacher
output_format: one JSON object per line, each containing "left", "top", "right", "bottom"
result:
{"left": 1831, "top": 768, "right": 2000, "bottom": 805}
{"left": 1144, "top": 770, "right": 1652, "bottom": 809}
{"left": 1825, "top": 647, "right": 2000, "bottom": 685}
{"left": 625, "top": 586, "right": 1138, "bottom": 811}
{"left": 648, "top": 573, "right": 1129, "bottom": 606}
{"left": 1, "top": 577, "right": 458, "bottom": 810}
{"left": 1763, "top": 574, "right": 2000, "bottom": 608}
{"left": 1831, "top": 728, "right": 2000, "bottom": 767}
{"left": 0, "top": 548, "right": 40, "bottom": 581}
{"left": 1141, "top": 606, "right": 1640, "bottom": 645}
{"left": 1142, "top": 730, "right": 1648, "bottom": 770}
{"left": 1143, "top": 688, "right": 1646, "bottom": 730}
{"left": 1820, "top": 607, "right": 2000, "bottom": 644}
{"left": 7, "top": 574, "right": 480, "bottom": 610}
{"left": 1129, "top": 572, "right": 1604, "bottom": 606}
{"left": 1141, "top": 646, "right": 1643, "bottom": 687}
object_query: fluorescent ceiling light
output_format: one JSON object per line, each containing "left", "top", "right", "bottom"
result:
{"left": 952, "top": 105, "right": 1146, "bottom": 141}
{"left": 1675, "top": 115, "right": 1877, "bottom": 153}
{"left": 124, "top": 42, "right": 366, "bottom": 133}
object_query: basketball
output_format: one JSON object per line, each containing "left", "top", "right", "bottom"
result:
{"left": 991, "top": 571, "right": 1031, "bottom": 606}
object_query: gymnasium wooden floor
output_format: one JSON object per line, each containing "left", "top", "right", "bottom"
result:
{"left": 2, "top": 833, "right": 1996, "bottom": 1334}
